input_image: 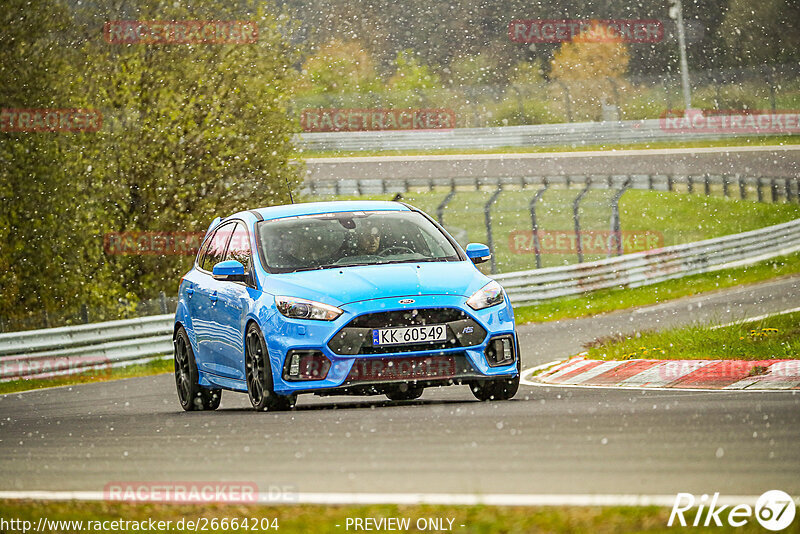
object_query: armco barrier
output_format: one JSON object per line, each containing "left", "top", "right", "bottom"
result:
{"left": 0, "top": 315, "right": 173, "bottom": 381}
{"left": 1, "top": 218, "right": 799, "bottom": 379}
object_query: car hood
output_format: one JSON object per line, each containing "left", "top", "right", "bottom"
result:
{"left": 263, "top": 261, "right": 489, "bottom": 307}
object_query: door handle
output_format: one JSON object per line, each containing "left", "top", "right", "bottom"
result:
{"left": 210, "top": 291, "right": 218, "bottom": 303}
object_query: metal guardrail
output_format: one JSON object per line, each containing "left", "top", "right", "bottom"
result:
{"left": 296, "top": 116, "right": 797, "bottom": 152}
{"left": 493, "top": 218, "right": 800, "bottom": 305}
{"left": 0, "top": 315, "right": 173, "bottom": 381}
{"left": 1, "top": 218, "right": 799, "bottom": 380}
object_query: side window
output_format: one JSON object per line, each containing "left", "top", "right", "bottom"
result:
{"left": 225, "top": 222, "right": 252, "bottom": 271}
{"left": 201, "top": 223, "right": 234, "bottom": 272}
{"left": 196, "top": 231, "right": 214, "bottom": 268}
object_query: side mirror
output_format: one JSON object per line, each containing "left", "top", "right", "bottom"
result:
{"left": 465, "top": 243, "right": 491, "bottom": 265}
{"left": 212, "top": 260, "right": 247, "bottom": 282}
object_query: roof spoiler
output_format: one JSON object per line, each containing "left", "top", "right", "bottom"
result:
{"left": 206, "top": 216, "right": 222, "bottom": 235}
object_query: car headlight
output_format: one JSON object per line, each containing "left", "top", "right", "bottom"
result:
{"left": 275, "top": 296, "right": 343, "bottom": 321}
{"left": 466, "top": 280, "right": 505, "bottom": 310}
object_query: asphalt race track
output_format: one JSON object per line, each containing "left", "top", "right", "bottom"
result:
{"left": 303, "top": 145, "right": 800, "bottom": 182}
{"left": 1, "top": 276, "right": 799, "bottom": 497}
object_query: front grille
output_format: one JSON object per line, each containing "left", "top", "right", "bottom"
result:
{"left": 327, "top": 308, "right": 487, "bottom": 355}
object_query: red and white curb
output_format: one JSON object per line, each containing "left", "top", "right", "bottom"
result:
{"left": 523, "top": 357, "right": 800, "bottom": 391}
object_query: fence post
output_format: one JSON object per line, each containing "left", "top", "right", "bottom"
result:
{"left": 667, "top": 175, "right": 674, "bottom": 192}
{"left": 608, "top": 177, "right": 632, "bottom": 257}
{"left": 663, "top": 78, "right": 672, "bottom": 113}
{"left": 554, "top": 80, "right": 573, "bottom": 122}
{"left": 722, "top": 175, "right": 729, "bottom": 198}
{"left": 529, "top": 178, "right": 550, "bottom": 269}
{"left": 484, "top": 186, "right": 503, "bottom": 274}
{"left": 768, "top": 72, "right": 777, "bottom": 112}
{"left": 607, "top": 77, "right": 621, "bottom": 109}
{"left": 509, "top": 85, "right": 525, "bottom": 123}
{"left": 81, "top": 304, "right": 89, "bottom": 324}
{"left": 436, "top": 180, "right": 457, "bottom": 226}
{"left": 160, "top": 291, "right": 169, "bottom": 314}
{"left": 784, "top": 178, "right": 791, "bottom": 203}
{"left": 573, "top": 178, "right": 592, "bottom": 264}
{"left": 738, "top": 174, "right": 746, "bottom": 200}
{"left": 687, "top": 175, "right": 694, "bottom": 194}
{"left": 757, "top": 178, "right": 764, "bottom": 203}
{"left": 704, "top": 174, "right": 710, "bottom": 196}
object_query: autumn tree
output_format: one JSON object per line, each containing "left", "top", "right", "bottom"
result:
{"left": 550, "top": 23, "right": 630, "bottom": 122}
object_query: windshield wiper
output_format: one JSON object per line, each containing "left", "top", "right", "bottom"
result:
{"left": 285, "top": 258, "right": 444, "bottom": 272}
{"left": 382, "top": 257, "right": 442, "bottom": 264}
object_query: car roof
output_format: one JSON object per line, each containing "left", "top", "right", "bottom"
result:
{"left": 246, "top": 200, "right": 411, "bottom": 222}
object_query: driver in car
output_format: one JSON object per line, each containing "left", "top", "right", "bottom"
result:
{"left": 357, "top": 225, "right": 382, "bottom": 255}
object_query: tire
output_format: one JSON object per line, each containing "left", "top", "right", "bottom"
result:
{"left": 470, "top": 337, "right": 521, "bottom": 401}
{"left": 245, "top": 323, "right": 296, "bottom": 412}
{"left": 385, "top": 385, "right": 424, "bottom": 401}
{"left": 174, "top": 327, "right": 222, "bottom": 411}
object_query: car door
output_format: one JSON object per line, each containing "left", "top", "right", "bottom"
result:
{"left": 193, "top": 222, "right": 235, "bottom": 377}
{"left": 204, "top": 221, "right": 254, "bottom": 380}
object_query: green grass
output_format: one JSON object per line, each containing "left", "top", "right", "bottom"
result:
{"left": 1, "top": 500, "right": 793, "bottom": 533}
{"left": 297, "top": 135, "right": 799, "bottom": 159}
{"left": 583, "top": 311, "right": 800, "bottom": 362}
{"left": 514, "top": 251, "right": 800, "bottom": 324}
{"left": 0, "top": 357, "right": 172, "bottom": 396}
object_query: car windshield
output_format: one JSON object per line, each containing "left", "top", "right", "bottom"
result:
{"left": 256, "top": 210, "right": 460, "bottom": 273}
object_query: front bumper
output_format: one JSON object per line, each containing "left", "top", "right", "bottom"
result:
{"left": 263, "top": 294, "right": 518, "bottom": 395}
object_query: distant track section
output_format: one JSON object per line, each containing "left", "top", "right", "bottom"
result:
{"left": 296, "top": 117, "right": 798, "bottom": 152}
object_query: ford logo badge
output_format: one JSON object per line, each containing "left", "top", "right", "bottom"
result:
{"left": 398, "top": 299, "right": 415, "bottom": 304}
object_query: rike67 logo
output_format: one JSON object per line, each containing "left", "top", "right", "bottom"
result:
{"left": 669, "top": 490, "right": 796, "bottom": 530}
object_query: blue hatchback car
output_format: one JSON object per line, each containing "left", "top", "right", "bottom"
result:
{"left": 174, "top": 201, "right": 520, "bottom": 411}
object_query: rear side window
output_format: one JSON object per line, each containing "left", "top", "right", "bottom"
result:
{"left": 196, "top": 233, "right": 214, "bottom": 268}
{"left": 225, "top": 222, "right": 252, "bottom": 270}
{"left": 200, "top": 223, "right": 235, "bottom": 272}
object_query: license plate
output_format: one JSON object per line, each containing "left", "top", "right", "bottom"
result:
{"left": 372, "top": 325, "right": 446, "bottom": 346}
